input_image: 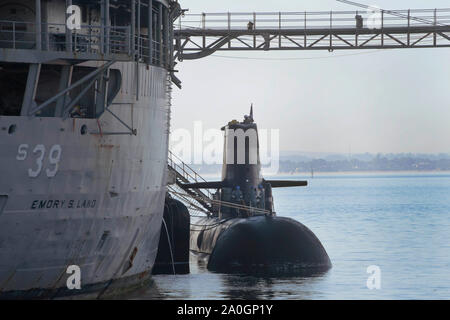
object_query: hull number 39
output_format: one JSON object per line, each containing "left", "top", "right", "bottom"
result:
{"left": 16, "top": 144, "right": 62, "bottom": 178}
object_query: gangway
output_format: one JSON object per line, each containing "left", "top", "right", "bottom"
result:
{"left": 174, "top": 8, "right": 450, "bottom": 60}
{"left": 167, "top": 151, "right": 271, "bottom": 217}
{"left": 167, "top": 150, "right": 215, "bottom": 215}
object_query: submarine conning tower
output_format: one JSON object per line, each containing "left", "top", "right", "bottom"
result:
{"left": 220, "top": 106, "right": 266, "bottom": 214}
{"left": 181, "top": 106, "right": 308, "bottom": 218}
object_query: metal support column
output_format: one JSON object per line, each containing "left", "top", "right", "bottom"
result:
{"left": 136, "top": 0, "right": 141, "bottom": 99}
{"left": 169, "top": 8, "right": 175, "bottom": 70}
{"left": 95, "top": 72, "right": 107, "bottom": 117}
{"left": 131, "top": 0, "right": 136, "bottom": 59}
{"left": 148, "top": 0, "right": 153, "bottom": 64}
{"left": 36, "top": 0, "right": 42, "bottom": 50}
{"left": 433, "top": 8, "right": 437, "bottom": 46}
{"left": 407, "top": 9, "right": 411, "bottom": 46}
{"left": 163, "top": 6, "right": 170, "bottom": 67}
{"left": 278, "top": 12, "right": 281, "bottom": 48}
{"left": 137, "top": 0, "right": 141, "bottom": 60}
{"left": 158, "top": 2, "right": 163, "bottom": 66}
{"left": 329, "top": 11, "right": 333, "bottom": 49}
{"left": 304, "top": 11, "right": 307, "bottom": 47}
{"left": 55, "top": 65, "right": 74, "bottom": 117}
{"left": 100, "top": 0, "right": 105, "bottom": 54}
{"left": 202, "top": 13, "right": 206, "bottom": 48}
{"left": 253, "top": 12, "right": 256, "bottom": 47}
{"left": 105, "top": 0, "right": 110, "bottom": 54}
{"left": 21, "top": 64, "right": 41, "bottom": 116}
{"left": 66, "top": 0, "right": 72, "bottom": 52}
{"left": 227, "top": 12, "right": 231, "bottom": 49}
{"left": 381, "top": 10, "right": 384, "bottom": 47}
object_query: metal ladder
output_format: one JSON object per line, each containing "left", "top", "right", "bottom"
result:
{"left": 167, "top": 150, "right": 214, "bottom": 216}
{"left": 166, "top": 151, "right": 272, "bottom": 217}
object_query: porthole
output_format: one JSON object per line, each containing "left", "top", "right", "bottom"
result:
{"left": 80, "top": 124, "right": 88, "bottom": 135}
{"left": 8, "top": 124, "right": 16, "bottom": 135}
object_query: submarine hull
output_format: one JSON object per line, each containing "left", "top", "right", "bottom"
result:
{"left": 153, "top": 198, "right": 190, "bottom": 275}
{"left": 191, "top": 216, "right": 331, "bottom": 274}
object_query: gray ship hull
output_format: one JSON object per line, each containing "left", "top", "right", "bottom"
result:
{"left": 0, "top": 62, "right": 171, "bottom": 298}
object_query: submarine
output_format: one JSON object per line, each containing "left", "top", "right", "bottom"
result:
{"left": 184, "top": 107, "right": 332, "bottom": 274}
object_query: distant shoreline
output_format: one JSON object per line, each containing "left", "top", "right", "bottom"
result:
{"left": 199, "top": 170, "right": 450, "bottom": 179}
{"left": 270, "top": 170, "right": 450, "bottom": 177}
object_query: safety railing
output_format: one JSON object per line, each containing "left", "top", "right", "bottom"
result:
{"left": 0, "top": 20, "right": 37, "bottom": 49}
{"left": 170, "top": 190, "right": 271, "bottom": 217}
{"left": 177, "top": 9, "right": 450, "bottom": 31}
{"left": 134, "top": 35, "right": 168, "bottom": 67}
{"left": 168, "top": 150, "right": 213, "bottom": 200}
{"left": 0, "top": 19, "right": 173, "bottom": 68}
{"left": 0, "top": 20, "right": 132, "bottom": 55}
{"left": 168, "top": 185, "right": 212, "bottom": 217}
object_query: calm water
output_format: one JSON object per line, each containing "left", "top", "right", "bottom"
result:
{"left": 141, "top": 173, "right": 450, "bottom": 300}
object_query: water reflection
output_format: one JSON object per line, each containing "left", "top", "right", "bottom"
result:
{"left": 220, "top": 275, "right": 276, "bottom": 300}
{"left": 218, "top": 271, "right": 329, "bottom": 300}
{"left": 133, "top": 254, "right": 331, "bottom": 300}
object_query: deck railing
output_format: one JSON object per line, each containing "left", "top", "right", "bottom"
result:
{"left": 134, "top": 35, "right": 169, "bottom": 66}
{"left": 0, "top": 20, "right": 132, "bottom": 54}
{"left": 0, "top": 20, "right": 170, "bottom": 67}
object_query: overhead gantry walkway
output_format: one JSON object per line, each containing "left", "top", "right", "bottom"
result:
{"left": 173, "top": 8, "right": 450, "bottom": 60}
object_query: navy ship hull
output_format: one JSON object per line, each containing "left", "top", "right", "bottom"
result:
{"left": 0, "top": 63, "right": 171, "bottom": 299}
{"left": 0, "top": 0, "right": 181, "bottom": 298}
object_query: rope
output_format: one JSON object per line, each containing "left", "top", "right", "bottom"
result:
{"left": 162, "top": 217, "right": 176, "bottom": 275}
{"left": 170, "top": 191, "right": 271, "bottom": 216}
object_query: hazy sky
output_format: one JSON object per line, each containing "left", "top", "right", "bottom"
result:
{"left": 171, "top": 0, "right": 450, "bottom": 154}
